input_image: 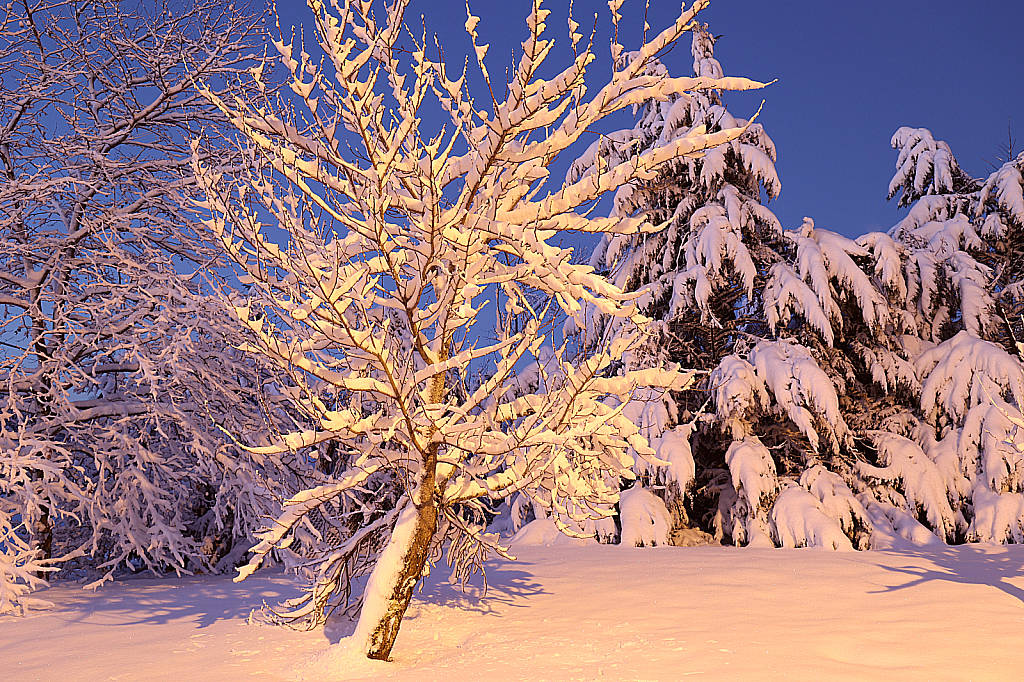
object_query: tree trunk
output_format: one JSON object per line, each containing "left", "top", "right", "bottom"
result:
{"left": 351, "top": 498, "right": 437, "bottom": 660}
{"left": 32, "top": 503, "right": 53, "bottom": 579}
{"left": 353, "top": 359, "right": 445, "bottom": 660}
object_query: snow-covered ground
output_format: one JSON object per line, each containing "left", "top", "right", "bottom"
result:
{"left": 4, "top": 542, "right": 1024, "bottom": 681}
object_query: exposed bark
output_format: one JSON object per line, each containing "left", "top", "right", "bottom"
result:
{"left": 359, "top": 348, "right": 447, "bottom": 659}
{"left": 363, "top": 495, "right": 438, "bottom": 661}
{"left": 31, "top": 503, "right": 52, "bottom": 578}
{"left": 363, "top": 377, "right": 442, "bottom": 661}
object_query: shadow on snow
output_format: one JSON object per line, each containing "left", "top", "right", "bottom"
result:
{"left": 871, "top": 544, "right": 1024, "bottom": 604}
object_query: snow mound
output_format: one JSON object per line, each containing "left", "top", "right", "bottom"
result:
{"left": 619, "top": 485, "right": 671, "bottom": 547}
{"left": 508, "top": 518, "right": 594, "bottom": 548}
{"left": 769, "top": 484, "right": 853, "bottom": 551}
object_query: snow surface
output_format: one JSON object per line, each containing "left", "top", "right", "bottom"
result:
{"left": 4, "top": 543, "right": 1024, "bottom": 681}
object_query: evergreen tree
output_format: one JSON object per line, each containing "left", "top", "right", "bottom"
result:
{"left": 561, "top": 25, "right": 791, "bottom": 545}
{"left": 561, "top": 39, "right": 1024, "bottom": 554}
{"left": 860, "top": 130, "right": 1024, "bottom": 546}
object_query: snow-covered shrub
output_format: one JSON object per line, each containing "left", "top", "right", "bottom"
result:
{"left": 969, "top": 489, "right": 1024, "bottom": 543}
{"left": 859, "top": 497, "right": 945, "bottom": 548}
{"left": 720, "top": 437, "right": 779, "bottom": 547}
{"left": 706, "top": 338, "right": 866, "bottom": 545}
{"left": 799, "top": 466, "right": 872, "bottom": 550}
{"left": 769, "top": 483, "right": 853, "bottom": 551}
{"left": 619, "top": 486, "right": 672, "bottom": 547}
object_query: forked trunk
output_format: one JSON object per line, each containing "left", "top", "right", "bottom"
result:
{"left": 351, "top": 496, "right": 438, "bottom": 661}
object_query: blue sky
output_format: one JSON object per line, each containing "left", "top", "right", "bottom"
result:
{"left": 274, "top": 0, "right": 1024, "bottom": 240}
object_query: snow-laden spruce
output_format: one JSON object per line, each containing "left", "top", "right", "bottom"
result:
{"left": 708, "top": 129, "right": 1024, "bottom": 550}
{"left": 552, "top": 24, "right": 892, "bottom": 547}
{"left": 570, "top": 25, "right": 782, "bottom": 353}
{"left": 540, "top": 21, "right": 1024, "bottom": 554}
{"left": 193, "top": 0, "right": 768, "bottom": 662}
{"left": 548, "top": 24, "right": 788, "bottom": 543}
{"left": 861, "top": 131, "right": 1024, "bottom": 547}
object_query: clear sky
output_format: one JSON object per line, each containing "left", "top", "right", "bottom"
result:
{"left": 274, "top": 0, "right": 1024, "bottom": 240}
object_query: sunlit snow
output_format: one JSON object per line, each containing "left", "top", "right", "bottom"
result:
{"left": 4, "top": 542, "right": 1024, "bottom": 681}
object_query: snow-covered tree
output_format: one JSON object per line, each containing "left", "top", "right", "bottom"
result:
{"left": 560, "top": 31, "right": 1024, "bottom": 554}
{"left": 0, "top": 0, "right": 272, "bottom": 614}
{"left": 498, "top": 22, "right": 1024, "bottom": 557}
{"left": 976, "top": 147, "right": 1024, "bottom": 338}
{"left": 741, "top": 129, "right": 1024, "bottom": 551}
{"left": 854, "top": 130, "right": 1024, "bottom": 547}
{"left": 193, "top": 0, "right": 767, "bottom": 660}
{"left": 707, "top": 128, "right": 1024, "bottom": 551}
{"left": 553, "top": 24, "right": 780, "bottom": 541}
{"left": 572, "top": 24, "right": 783, "bottom": 373}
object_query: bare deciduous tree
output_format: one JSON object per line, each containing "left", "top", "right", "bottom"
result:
{"left": 0, "top": 0, "right": 275, "bottom": 614}
{"left": 195, "top": 0, "right": 766, "bottom": 660}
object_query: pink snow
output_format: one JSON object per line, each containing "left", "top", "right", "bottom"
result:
{"left": 3, "top": 544, "right": 1024, "bottom": 681}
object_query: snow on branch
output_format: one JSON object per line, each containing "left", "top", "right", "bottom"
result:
{"left": 799, "top": 465, "right": 872, "bottom": 549}
{"left": 766, "top": 218, "right": 890, "bottom": 344}
{"left": 194, "top": 0, "right": 736, "bottom": 659}
{"left": 723, "top": 436, "right": 778, "bottom": 547}
{"left": 917, "top": 331, "right": 1024, "bottom": 426}
{"left": 857, "top": 432, "right": 959, "bottom": 542}
{"left": 769, "top": 483, "right": 853, "bottom": 551}
{"left": 711, "top": 340, "right": 850, "bottom": 455}
{"left": 888, "top": 127, "right": 973, "bottom": 207}
{"left": 977, "top": 151, "right": 1024, "bottom": 229}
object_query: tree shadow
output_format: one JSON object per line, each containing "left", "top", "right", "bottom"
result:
{"left": 41, "top": 554, "right": 546, "bottom": 641}
{"left": 39, "top": 570, "right": 307, "bottom": 629}
{"left": 869, "top": 544, "right": 1024, "bottom": 604}
{"left": 323, "top": 559, "right": 547, "bottom": 644}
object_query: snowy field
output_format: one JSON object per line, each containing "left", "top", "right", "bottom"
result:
{"left": 3, "top": 542, "right": 1024, "bottom": 682}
